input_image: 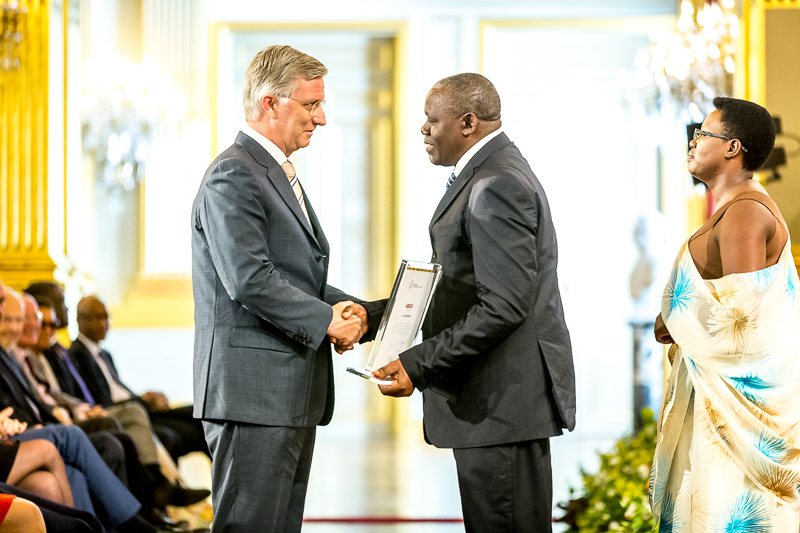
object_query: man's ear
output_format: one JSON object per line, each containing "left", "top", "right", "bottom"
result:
{"left": 262, "top": 94, "right": 280, "bottom": 118}
{"left": 461, "top": 113, "right": 478, "bottom": 137}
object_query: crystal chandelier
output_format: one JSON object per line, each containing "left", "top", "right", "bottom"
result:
{"left": 624, "top": 0, "right": 740, "bottom": 123}
{"left": 80, "top": 53, "right": 187, "bottom": 195}
{"left": 1, "top": 1, "right": 26, "bottom": 72}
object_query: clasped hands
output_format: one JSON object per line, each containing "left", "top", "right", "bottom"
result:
{"left": 327, "top": 301, "right": 368, "bottom": 354}
{"left": 326, "top": 301, "right": 415, "bottom": 397}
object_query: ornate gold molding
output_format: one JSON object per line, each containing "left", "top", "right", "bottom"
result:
{"left": 744, "top": 1, "right": 800, "bottom": 268}
{"left": 762, "top": 0, "right": 800, "bottom": 7}
{"left": 0, "top": 0, "right": 56, "bottom": 290}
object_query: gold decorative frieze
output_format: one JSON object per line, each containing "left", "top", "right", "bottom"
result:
{"left": 761, "top": 0, "right": 800, "bottom": 7}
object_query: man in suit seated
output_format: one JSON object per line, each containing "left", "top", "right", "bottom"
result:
{"left": 20, "top": 294, "right": 209, "bottom": 514}
{"left": 373, "top": 73, "right": 577, "bottom": 532}
{"left": 0, "top": 286, "right": 128, "bottom": 481}
{"left": 23, "top": 283, "right": 93, "bottom": 404}
{"left": 0, "top": 281, "right": 208, "bottom": 532}
{"left": 69, "top": 296, "right": 209, "bottom": 463}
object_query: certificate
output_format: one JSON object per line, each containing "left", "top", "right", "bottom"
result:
{"left": 347, "top": 259, "right": 442, "bottom": 385}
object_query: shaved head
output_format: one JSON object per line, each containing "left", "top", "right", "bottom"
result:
{"left": 77, "top": 296, "right": 109, "bottom": 342}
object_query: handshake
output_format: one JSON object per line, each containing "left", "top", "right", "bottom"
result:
{"left": 327, "top": 301, "right": 368, "bottom": 354}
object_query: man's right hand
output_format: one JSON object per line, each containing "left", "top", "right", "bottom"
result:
{"left": 327, "top": 301, "right": 363, "bottom": 352}
{"left": 331, "top": 302, "right": 369, "bottom": 353}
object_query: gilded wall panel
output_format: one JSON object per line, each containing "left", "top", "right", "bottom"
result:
{"left": 0, "top": 0, "right": 56, "bottom": 289}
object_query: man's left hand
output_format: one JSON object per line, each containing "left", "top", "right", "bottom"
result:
{"left": 373, "top": 359, "right": 414, "bottom": 397}
{"left": 85, "top": 405, "right": 109, "bottom": 418}
{"left": 142, "top": 391, "right": 170, "bottom": 412}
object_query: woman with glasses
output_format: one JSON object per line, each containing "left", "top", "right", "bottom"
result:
{"left": 650, "top": 97, "right": 800, "bottom": 530}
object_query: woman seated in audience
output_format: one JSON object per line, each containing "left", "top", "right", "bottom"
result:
{"left": 0, "top": 407, "right": 73, "bottom": 506}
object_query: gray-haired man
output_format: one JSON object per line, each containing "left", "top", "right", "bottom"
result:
{"left": 192, "top": 45, "right": 378, "bottom": 532}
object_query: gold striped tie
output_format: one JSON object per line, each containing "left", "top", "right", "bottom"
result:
{"left": 281, "top": 160, "right": 310, "bottom": 224}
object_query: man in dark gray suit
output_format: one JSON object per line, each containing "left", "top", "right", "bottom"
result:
{"left": 191, "top": 45, "right": 374, "bottom": 532}
{"left": 374, "top": 73, "right": 576, "bottom": 532}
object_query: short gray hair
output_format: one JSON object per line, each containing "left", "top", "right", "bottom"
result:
{"left": 243, "top": 45, "right": 328, "bottom": 122}
{"left": 432, "top": 73, "right": 501, "bottom": 121}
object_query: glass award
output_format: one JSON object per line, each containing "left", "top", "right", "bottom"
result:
{"left": 347, "top": 259, "right": 442, "bottom": 385}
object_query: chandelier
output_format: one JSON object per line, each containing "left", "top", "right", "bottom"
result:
{"left": 1, "top": 1, "right": 26, "bottom": 72}
{"left": 80, "top": 53, "right": 186, "bottom": 195}
{"left": 625, "top": 0, "right": 740, "bottom": 123}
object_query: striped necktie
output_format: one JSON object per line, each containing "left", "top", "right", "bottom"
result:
{"left": 281, "top": 161, "right": 310, "bottom": 224}
{"left": 446, "top": 172, "right": 456, "bottom": 190}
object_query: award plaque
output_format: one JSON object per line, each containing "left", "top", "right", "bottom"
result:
{"left": 347, "top": 259, "right": 442, "bottom": 385}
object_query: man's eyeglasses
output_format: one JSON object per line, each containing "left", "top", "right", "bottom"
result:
{"left": 287, "top": 97, "right": 326, "bottom": 116}
{"left": 692, "top": 128, "right": 748, "bottom": 153}
{"left": 41, "top": 321, "right": 59, "bottom": 329}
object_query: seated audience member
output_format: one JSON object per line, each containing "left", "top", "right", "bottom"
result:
{"left": 25, "top": 283, "right": 209, "bottom": 462}
{"left": 71, "top": 296, "right": 209, "bottom": 461}
{"left": 20, "top": 295, "right": 208, "bottom": 512}
{"left": 14, "top": 294, "right": 120, "bottom": 433}
{"left": 8, "top": 422, "right": 202, "bottom": 532}
{"left": 0, "top": 407, "right": 73, "bottom": 506}
{"left": 0, "top": 483, "right": 101, "bottom": 533}
{"left": 0, "top": 281, "right": 208, "bottom": 533}
{"left": 24, "top": 283, "right": 95, "bottom": 404}
{"left": 0, "top": 286, "right": 133, "bottom": 486}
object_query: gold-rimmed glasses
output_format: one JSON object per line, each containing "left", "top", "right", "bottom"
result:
{"left": 287, "top": 97, "right": 326, "bottom": 116}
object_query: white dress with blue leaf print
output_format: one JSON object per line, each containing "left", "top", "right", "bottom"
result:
{"left": 650, "top": 238, "right": 800, "bottom": 532}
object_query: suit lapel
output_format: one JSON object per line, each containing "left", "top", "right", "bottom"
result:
{"left": 428, "top": 133, "right": 511, "bottom": 232}
{"left": 235, "top": 132, "right": 321, "bottom": 249}
{"left": 101, "top": 350, "right": 120, "bottom": 383}
{"left": 0, "top": 355, "right": 33, "bottom": 411}
{"left": 74, "top": 339, "right": 113, "bottom": 406}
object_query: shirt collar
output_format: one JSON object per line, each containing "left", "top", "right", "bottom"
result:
{"left": 453, "top": 127, "right": 504, "bottom": 178}
{"left": 242, "top": 124, "right": 292, "bottom": 167}
{"left": 77, "top": 333, "right": 101, "bottom": 358}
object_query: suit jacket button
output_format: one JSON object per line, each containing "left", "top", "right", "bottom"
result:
{"left": 293, "top": 334, "right": 302, "bottom": 341}
{"left": 315, "top": 255, "right": 323, "bottom": 263}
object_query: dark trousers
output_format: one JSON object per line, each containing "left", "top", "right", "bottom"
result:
{"left": 151, "top": 405, "right": 210, "bottom": 460}
{"left": 78, "top": 417, "right": 147, "bottom": 505}
{"left": 453, "top": 438, "right": 552, "bottom": 533}
{"left": 203, "top": 421, "right": 315, "bottom": 533}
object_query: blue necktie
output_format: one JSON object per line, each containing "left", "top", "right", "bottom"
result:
{"left": 446, "top": 172, "right": 456, "bottom": 190}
